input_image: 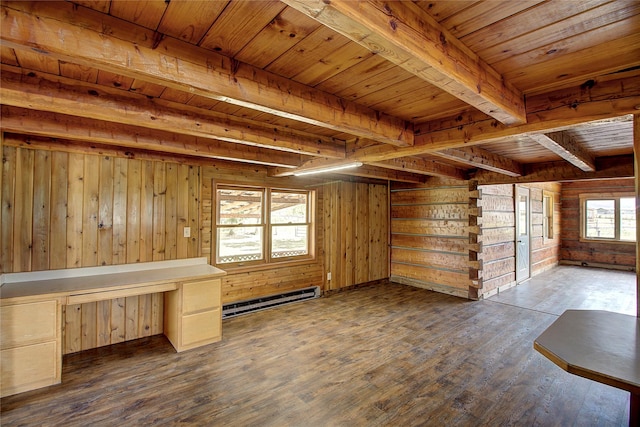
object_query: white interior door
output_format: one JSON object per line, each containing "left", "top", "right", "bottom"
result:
{"left": 516, "top": 186, "right": 531, "bottom": 283}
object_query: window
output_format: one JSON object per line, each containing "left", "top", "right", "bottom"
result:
{"left": 580, "top": 194, "right": 636, "bottom": 242}
{"left": 543, "top": 193, "right": 554, "bottom": 240}
{"left": 215, "top": 184, "right": 313, "bottom": 266}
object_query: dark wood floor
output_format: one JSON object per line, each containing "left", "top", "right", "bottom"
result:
{"left": 1, "top": 266, "right": 635, "bottom": 426}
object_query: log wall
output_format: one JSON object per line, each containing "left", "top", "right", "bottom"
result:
{"left": 389, "top": 180, "right": 474, "bottom": 298}
{"left": 478, "top": 182, "right": 561, "bottom": 297}
{"left": 478, "top": 184, "right": 516, "bottom": 295}
{"left": 2, "top": 140, "right": 390, "bottom": 353}
{"left": 560, "top": 179, "right": 636, "bottom": 270}
{"left": 388, "top": 179, "right": 561, "bottom": 300}
{"left": 530, "top": 183, "right": 562, "bottom": 274}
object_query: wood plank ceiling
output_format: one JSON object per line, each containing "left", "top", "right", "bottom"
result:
{"left": 1, "top": 0, "right": 639, "bottom": 184}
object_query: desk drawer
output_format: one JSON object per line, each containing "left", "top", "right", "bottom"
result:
{"left": 182, "top": 279, "right": 221, "bottom": 313}
{"left": 1, "top": 300, "right": 58, "bottom": 349}
{"left": 1, "top": 341, "right": 59, "bottom": 397}
{"left": 181, "top": 308, "right": 221, "bottom": 347}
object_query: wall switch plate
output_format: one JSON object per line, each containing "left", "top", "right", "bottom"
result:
{"left": 327, "top": 272, "right": 331, "bottom": 281}
{"left": 183, "top": 227, "right": 191, "bottom": 238}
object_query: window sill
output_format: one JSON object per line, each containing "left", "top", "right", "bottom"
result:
{"left": 214, "top": 257, "right": 318, "bottom": 274}
{"left": 579, "top": 238, "right": 636, "bottom": 245}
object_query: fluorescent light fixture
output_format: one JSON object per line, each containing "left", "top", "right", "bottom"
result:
{"left": 293, "top": 162, "right": 363, "bottom": 176}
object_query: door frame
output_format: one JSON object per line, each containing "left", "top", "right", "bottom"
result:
{"left": 515, "top": 185, "right": 531, "bottom": 283}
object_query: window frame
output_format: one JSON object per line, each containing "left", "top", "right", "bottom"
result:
{"left": 542, "top": 191, "right": 554, "bottom": 242}
{"left": 579, "top": 192, "right": 636, "bottom": 244}
{"left": 214, "top": 183, "right": 315, "bottom": 269}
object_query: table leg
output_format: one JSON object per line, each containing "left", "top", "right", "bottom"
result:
{"left": 630, "top": 393, "right": 639, "bottom": 427}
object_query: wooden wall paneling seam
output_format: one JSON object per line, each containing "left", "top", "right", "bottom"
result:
{"left": 64, "top": 304, "right": 81, "bottom": 354}
{"left": 81, "top": 301, "right": 97, "bottom": 351}
{"left": 126, "top": 159, "right": 142, "bottom": 264}
{"left": 110, "top": 297, "right": 126, "bottom": 345}
{"left": 112, "top": 157, "right": 128, "bottom": 265}
{"left": 165, "top": 163, "right": 179, "bottom": 260}
{"left": 153, "top": 162, "right": 167, "bottom": 261}
{"left": 49, "top": 151, "right": 68, "bottom": 270}
{"left": 1, "top": 145, "right": 16, "bottom": 273}
{"left": 12, "top": 148, "right": 34, "bottom": 272}
{"left": 66, "top": 153, "right": 83, "bottom": 269}
{"left": 96, "top": 299, "right": 111, "bottom": 348}
{"left": 187, "top": 165, "right": 199, "bottom": 259}
{"left": 31, "top": 150, "right": 51, "bottom": 271}
{"left": 176, "top": 164, "right": 189, "bottom": 260}
{"left": 82, "top": 155, "right": 100, "bottom": 268}
{"left": 125, "top": 296, "right": 139, "bottom": 341}
{"left": 98, "top": 156, "right": 114, "bottom": 267}
{"left": 140, "top": 161, "right": 155, "bottom": 262}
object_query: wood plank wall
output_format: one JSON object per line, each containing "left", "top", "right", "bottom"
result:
{"left": 2, "top": 139, "right": 390, "bottom": 353}
{"left": 322, "top": 181, "right": 389, "bottom": 291}
{"left": 560, "top": 179, "right": 635, "bottom": 270}
{"left": 389, "top": 180, "right": 473, "bottom": 298}
{"left": 200, "top": 167, "right": 390, "bottom": 302}
{"left": 1, "top": 142, "right": 199, "bottom": 353}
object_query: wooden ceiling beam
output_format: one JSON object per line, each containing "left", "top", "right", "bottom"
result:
{"left": 283, "top": 0, "right": 526, "bottom": 125}
{"left": 0, "top": 68, "right": 344, "bottom": 159}
{"left": 431, "top": 146, "right": 523, "bottom": 177}
{"left": 0, "top": 2, "right": 413, "bottom": 147}
{"left": 1, "top": 133, "right": 279, "bottom": 170}
{"left": 350, "top": 73, "right": 640, "bottom": 162}
{"left": 473, "top": 154, "right": 633, "bottom": 185}
{"left": 369, "top": 157, "right": 467, "bottom": 180}
{"left": 527, "top": 131, "right": 596, "bottom": 172}
{"left": 1, "top": 106, "right": 306, "bottom": 168}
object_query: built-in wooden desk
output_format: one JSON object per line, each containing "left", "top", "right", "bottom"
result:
{"left": 0, "top": 258, "right": 225, "bottom": 397}
{"left": 534, "top": 310, "right": 639, "bottom": 427}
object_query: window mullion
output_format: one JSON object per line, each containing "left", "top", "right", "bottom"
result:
{"left": 615, "top": 197, "right": 621, "bottom": 240}
{"left": 264, "top": 188, "right": 270, "bottom": 263}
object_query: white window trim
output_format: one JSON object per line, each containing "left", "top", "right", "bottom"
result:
{"left": 542, "top": 191, "right": 554, "bottom": 242}
{"left": 579, "top": 192, "right": 636, "bottom": 244}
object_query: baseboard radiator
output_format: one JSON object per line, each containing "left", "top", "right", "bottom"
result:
{"left": 222, "top": 286, "right": 320, "bottom": 319}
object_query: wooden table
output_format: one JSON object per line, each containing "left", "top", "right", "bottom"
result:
{"left": 534, "top": 310, "right": 639, "bottom": 426}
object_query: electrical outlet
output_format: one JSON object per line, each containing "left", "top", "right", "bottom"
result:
{"left": 327, "top": 272, "right": 331, "bottom": 281}
{"left": 183, "top": 227, "right": 191, "bottom": 238}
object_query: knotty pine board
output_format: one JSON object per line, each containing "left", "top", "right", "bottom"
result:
{"left": 201, "top": 164, "right": 389, "bottom": 301}
{"left": 1, "top": 145, "right": 200, "bottom": 354}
